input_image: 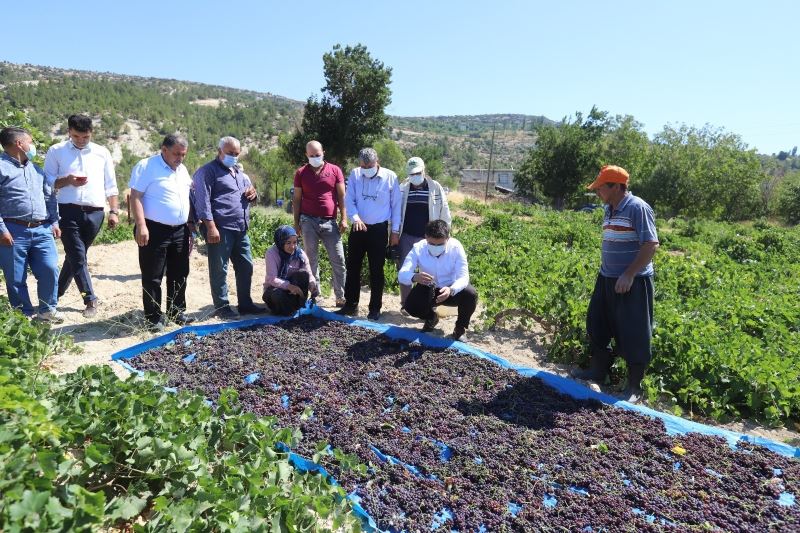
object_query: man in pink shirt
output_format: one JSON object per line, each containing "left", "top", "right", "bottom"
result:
{"left": 292, "top": 140, "right": 348, "bottom": 306}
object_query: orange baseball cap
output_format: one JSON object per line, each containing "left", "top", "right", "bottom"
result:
{"left": 587, "top": 165, "right": 629, "bottom": 190}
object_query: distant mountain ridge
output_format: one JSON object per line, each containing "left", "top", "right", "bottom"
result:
{"left": 0, "top": 61, "right": 547, "bottom": 150}
{"left": 0, "top": 61, "right": 547, "bottom": 181}
{"left": 391, "top": 113, "right": 555, "bottom": 135}
{"left": 0, "top": 61, "right": 302, "bottom": 105}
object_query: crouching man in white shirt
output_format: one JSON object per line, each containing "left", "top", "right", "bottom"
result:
{"left": 398, "top": 219, "right": 478, "bottom": 340}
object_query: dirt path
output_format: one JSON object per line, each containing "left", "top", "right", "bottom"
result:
{"left": 18, "top": 239, "right": 799, "bottom": 447}
{"left": 43, "top": 240, "right": 561, "bottom": 376}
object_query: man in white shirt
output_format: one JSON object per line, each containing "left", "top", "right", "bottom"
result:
{"left": 129, "top": 134, "right": 195, "bottom": 330}
{"left": 44, "top": 114, "right": 120, "bottom": 318}
{"left": 398, "top": 219, "right": 478, "bottom": 340}
{"left": 338, "top": 147, "right": 401, "bottom": 321}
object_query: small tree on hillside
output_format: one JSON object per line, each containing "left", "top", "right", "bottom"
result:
{"left": 284, "top": 44, "right": 392, "bottom": 168}
{"left": 514, "top": 107, "right": 607, "bottom": 209}
{"left": 639, "top": 125, "right": 765, "bottom": 220}
{"left": 600, "top": 115, "right": 652, "bottom": 182}
{"left": 373, "top": 138, "right": 406, "bottom": 175}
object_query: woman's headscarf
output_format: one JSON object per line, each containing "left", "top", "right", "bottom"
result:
{"left": 274, "top": 225, "right": 304, "bottom": 279}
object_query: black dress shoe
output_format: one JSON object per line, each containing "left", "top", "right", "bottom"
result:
{"left": 214, "top": 306, "right": 240, "bottom": 320}
{"left": 367, "top": 310, "right": 381, "bottom": 321}
{"left": 570, "top": 348, "right": 612, "bottom": 384}
{"left": 449, "top": 325, "right": 467, "bottom": 341}
{"left": 422, "top": 315, "right": 439, "bottom": 332}
{"left": 238, "top": 303, "right": 268, "bottom": 315}
{"left": 170, "top": 313, "right": 196, "bottom": 325}
{"left": 146, "top": 318, "right": 167, "bottom": 333}
{"left": 619, "top": 385, "right": 643, "bottom": 403}
{"left": 335, "top": 304, "right": 358, "bottom": 316}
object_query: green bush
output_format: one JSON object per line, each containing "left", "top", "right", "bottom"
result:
{"left": 778, "top": 181, "right": 800, "bottom": 225}
{"left": 0, "top": 299, "right": 362, "bottom": 531}
{"left": 453, "top": 204, "right": 800, "bottom": 427}
{"left": 93, "top": 219, "right": 135, "bottom": 245}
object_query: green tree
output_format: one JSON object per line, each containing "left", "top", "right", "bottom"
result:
{"left": 409, "top": 143, "right": 446, "bottom": 180}
{"left": 638, "top": 125, "right": 764, "bottom": 220}
{"left": 284, "top": 44, "right": 392, "bottom": 168}
{"left": 599, "top": 115, "right": 652, "bottom": 183}
{"left": 777, "top": 170, "right": 800, "bottom": 224}
{"left": 0, "top": 106, "right": 52, "bottom": 165}
{"left": 514, "top": 107, "right": 608, "bottom": 209}
{"left": 373, "top": 138, "right": 406, "bottom": 175}
{"left": 244, "top": 144, "right": 297, "bottom": 205}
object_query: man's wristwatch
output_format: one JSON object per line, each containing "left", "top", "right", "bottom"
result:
{"left": 109, "top": 209, "right": 120, "bottom": 215}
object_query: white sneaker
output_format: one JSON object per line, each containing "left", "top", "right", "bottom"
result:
{"left": 35, "top": 311, "right": 64, "bottom": 324}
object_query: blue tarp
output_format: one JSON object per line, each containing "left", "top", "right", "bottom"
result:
{"left": 110, "top": 303, "right": 799, "bottom": 531}
{"left": 111, "top": 304, "right": 800, "bottom": 460}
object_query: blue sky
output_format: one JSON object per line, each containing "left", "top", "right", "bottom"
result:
{"left": 4, "top": 0, "right": 798, "bottom": 154}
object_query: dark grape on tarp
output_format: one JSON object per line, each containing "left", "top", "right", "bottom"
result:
{"left": 129, "top": 316, "right": 799, "bottom": 532}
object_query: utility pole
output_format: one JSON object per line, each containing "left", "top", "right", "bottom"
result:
{"left": 484, "top": 123, "right": 496, "bottom": 201}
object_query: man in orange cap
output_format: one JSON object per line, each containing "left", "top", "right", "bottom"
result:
{"left": 573, "top": 165, "right": 659, "bottom": 403}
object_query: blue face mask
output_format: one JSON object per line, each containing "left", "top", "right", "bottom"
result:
{"left": 222, "top": 154, "right": 238, "bottom": 168}
{"left": 24, "top": 143, "right": 37, "bottom": 161}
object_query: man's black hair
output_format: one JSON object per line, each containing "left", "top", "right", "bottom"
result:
{"left": 67, "top": 114, "right": 93, "bottom": 132}
{"left": 162, "top": 134, "right": 189, "bottom": 149}
{"left": 425, "top": 219, "right": 450, "bottom": 239}
{"left": 0, "top": 126, "right": 29, "bottom": 149}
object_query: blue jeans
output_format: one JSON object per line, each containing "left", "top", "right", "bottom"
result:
{"left": 0, "top": 223, "right": 59, "bottom": 315}
{"left": 203, "top": 226, "right": 254, "bottom": 310}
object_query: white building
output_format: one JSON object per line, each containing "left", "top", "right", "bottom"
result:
{"left": 459, "top": 168, "right": 516, "bottom": 193}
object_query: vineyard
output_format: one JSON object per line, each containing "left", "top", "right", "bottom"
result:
{"left": 253, "top": 198, "right": 800, "bottom": 428}
{"left": 121, "top": 313, "right": 799, "bottom": 531}
{"left": 0, "top": 302, "right": 362, "bottom": 531}
{"left": 451, "top": 200, "right": 800, "bottom": 428}
{"left": 3, "top": 198, "right": 800, "bottom": 530}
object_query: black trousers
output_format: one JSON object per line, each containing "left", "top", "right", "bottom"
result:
{"left": 344, "top": 221, "right": 388, "bottom": 312}
{"left": 404, "top": 282, "right": 479, "bottom": 329}
{"left": 586, "top": 274, "right": 654, "bottom": 366}
{"left": 138, "top": 219, "right": 190, "bottom": 324}
{"left": 57, "top": 204, "right": 105, "bottom": 303}
{"left": 263, "top": 270, "right": 309, "bottom": 316}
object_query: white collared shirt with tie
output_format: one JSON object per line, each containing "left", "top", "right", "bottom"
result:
{"left": 44, "top": 140, "right": 118, "bottom": 208}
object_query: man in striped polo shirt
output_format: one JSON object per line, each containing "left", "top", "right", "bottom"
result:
{"left": 573, "top": 165, "right": 659, "bottom": 403}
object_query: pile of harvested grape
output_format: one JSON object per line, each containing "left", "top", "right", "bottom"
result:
{"left": 129, "top": 316, "right": 798, "bottom": 532}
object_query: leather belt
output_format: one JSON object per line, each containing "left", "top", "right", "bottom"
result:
{"left": 59, "top": 203, "right": 104, "bottom": 212}
{"left": 4, "top": 218, "right": 47, "bottom": 228}
{"left": 302, "top": 214, "right": 336, "bottom": 222}
{"left": 145, "top": 218, "right": 186, "bottom": 229}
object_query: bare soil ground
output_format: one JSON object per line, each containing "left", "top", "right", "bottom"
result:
{"left": 12, "top": 238, "right": 798, "bottom": 447}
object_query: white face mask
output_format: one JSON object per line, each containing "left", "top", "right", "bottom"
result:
{"left": 427, "top": 243, "right": 446, "bottom": 257}
{"left": 308, "top": 156, "right": 324, "bottom": 167}
{"left": 409, "top": 173, "right": 424, "bottom": 186}
{"left": 361, "top": 166, "right": 378, "bottom": 178}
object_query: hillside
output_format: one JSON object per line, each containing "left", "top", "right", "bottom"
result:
{"left": 0, "top": 62, "right": 303, "bottom": 157}
{"left": 7, "top": 61, "right": 794, "bottom": 198}
{"left": 0, "top": 62, "right": 547, "bottom": 178}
